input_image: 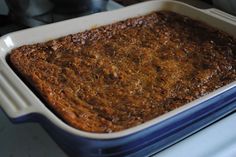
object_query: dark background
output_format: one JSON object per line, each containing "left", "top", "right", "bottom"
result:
{"left": 115, "top": 0, "right": 212, "bottom": 5}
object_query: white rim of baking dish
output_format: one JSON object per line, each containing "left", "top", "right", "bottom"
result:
{"left": 0, "top": 0, "right": 236, "bottom": 139}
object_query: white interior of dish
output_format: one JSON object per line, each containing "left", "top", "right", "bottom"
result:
{"left": 0, "top": 0, "right": 236, "bottom": 139}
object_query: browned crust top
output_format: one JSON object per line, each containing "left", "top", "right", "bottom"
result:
{"left": 10, "top": 11, "right": 236, "bottom": 133}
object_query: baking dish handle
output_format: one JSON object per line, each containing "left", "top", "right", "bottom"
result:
{"left": 0, "top": 61, "right": 42, "bottom": 120}
{"left": 205, "top": 8, "right": 236, "bottom": 24}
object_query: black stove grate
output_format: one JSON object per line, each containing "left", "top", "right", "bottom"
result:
{"left": 0, "top": 0, "right": 114, "bottom": 36}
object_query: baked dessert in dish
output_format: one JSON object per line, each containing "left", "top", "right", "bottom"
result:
{"left": 9, "top": 11, "right": 236, "bottom": 133}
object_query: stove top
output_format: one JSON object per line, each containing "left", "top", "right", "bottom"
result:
{"left": 0, "top": 0, "right": 122, "bottom": 36}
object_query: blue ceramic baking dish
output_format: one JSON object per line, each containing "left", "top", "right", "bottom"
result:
{"left": 1, "top": 0, "right": 236, "bottom": 156}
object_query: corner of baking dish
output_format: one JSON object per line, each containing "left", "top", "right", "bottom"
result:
{"left": 0, "top": 43, "right": 42, "bottom": 119}
{"left": 1, "top": 0, "right": 236, "bottom": 140}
